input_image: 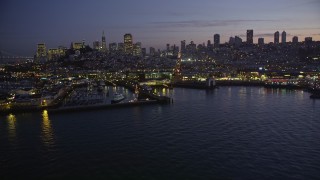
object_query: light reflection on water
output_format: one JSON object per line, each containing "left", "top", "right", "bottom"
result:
{"left": 41, "top": 110, "right": 55, "bottom": 147}
{"left": 7, "top": 114, "right": 16, "bottom": 142}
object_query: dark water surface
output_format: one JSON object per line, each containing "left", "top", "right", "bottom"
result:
{"left": 1, "top": 87, "right": 320, "bottom": 179}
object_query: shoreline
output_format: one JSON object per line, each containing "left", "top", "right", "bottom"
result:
{"left": 0, "top": 100, "right": 161, "bottom": 116}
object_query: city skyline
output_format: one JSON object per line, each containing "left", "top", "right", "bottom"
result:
{"left": 1, "top": 0, "right": 320, "bottom": 56}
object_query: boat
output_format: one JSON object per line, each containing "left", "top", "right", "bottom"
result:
{"left": 111, "top": 93, "right": 125, "bottom": 104}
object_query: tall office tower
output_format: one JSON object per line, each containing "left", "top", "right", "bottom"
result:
{"left": 205, "top": 40, "right": 210, "bottom": 48}
{"left": 258, "top": 38, "right": 264, "bottom": 46}
{"left": 109, "top": 43, "right": 117, "bottom": 54}
{"left": 305, "top": 37, "right": 313, "bottom": 48}
{"left": 181, "top": 40, "right": 186, "bottom": 53}
{"left": 149, "top": 47, "right": 155, "bottom": 56}
{"left": 36, "top": 43, "right": 47, "bottom": 58}
{"left": 173, "top": 45, "right": 179, "bottom": 56}
{"left": 246, "top": 30, "right": 253, "bottom": 44}
{"left": 281, "top": 31, "right": 286, "bottom": 44}
{"left": 274, "top": 31, "right": 279, "bottom": 44}
{"left": 93, "top": 41, "right": 101, "bottom": 50}
{"left": 124, "top": 33, "right": 133, "bottom": 54}
{"left": 235, "top": 36, "right": 242, "bottom": 48}
{"left": 141, "top": 48, "right": 146, "bottom": 57}
{"left": 229, "top": 37, "right": 235, "bottom": 45}
{"left": 214, "top": 34, "right": 220, "bottom": 48}
{"left": 133, "top": 42, "right": 142, "bottom": 56}
{"left": 305, "top": 37, "right": 313, "bottom": 42}
{"left": 187, "top": 41, "right": 196, "bottom": 54}
{"left": 58, "top": 46, "right": 67, "bottom": 56}
{"left": 118, "top": 43, "right": 125, "bottom": 54}
{"left": 101, "top": 31, "right": 107, "bottom": 52}
{"left": 166, "top": 44, "right": 170, "bottom": 52}
{"left": 292, "top": 36, "right": 298, "bottom": 43}
{"left": 48, "top": 49, "right": 59, "bottom": 60}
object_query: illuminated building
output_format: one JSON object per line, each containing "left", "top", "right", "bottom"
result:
{"left": 258, "top": 38, "right": 264, "bottom": 46}
{"left": 58, "top": 46, "right": 67, "bottom": 57}
{"left": 48, "top": 46, "right": 67, "bottom": 60}
{"left": 292, "top": 36, "right": 298, "bottom": 43}
{"left": 172, "top": 52, "right": 182, "bottom": 83}
{"left": 214, "top": 34, "right": 220, "bottom": 48}
{"left": 36, "top": 43, "right": 47, "bottom": 58}
{"left": 48, "top": 49, "right": 59, "bottom": 60}
{"left": 274, "top": 31, "right": 279, "bottom": 44}
{"left": 93, "top": 41, "right": 101, "bottom": 50}
{"left": 281, "top": 31, "right": 286, "bottom": 44}
{"left": 72, "top": 42, "right": 84, "bottom": 50}
{"left": 246, "top": 30, "right": 253, "bottom": 44}
{"left": 124, "top": 33, "right": 133, "bottom": 54}
{"left": 133, "top": 42, "right": 142, "bottom": 56}
{"left": 101, "top": 31, "right": 107, "bottom": 52}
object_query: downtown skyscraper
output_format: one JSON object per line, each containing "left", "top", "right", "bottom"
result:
{"left": 246, "top": 30, "right": 253, "bottom": 44}
{"left": 124, "top": 33, "right": 133, "bottom": 55}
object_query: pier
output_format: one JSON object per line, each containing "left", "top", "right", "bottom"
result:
{"left": 113, "top": 80, "right": 172, "bottom": 104}
{"left": 0, "top": 80, "right": 172, "bottom": 115}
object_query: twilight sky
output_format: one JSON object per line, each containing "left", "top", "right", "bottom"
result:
{"left": 1, "top": 0, "right": 320, "bottom": 56}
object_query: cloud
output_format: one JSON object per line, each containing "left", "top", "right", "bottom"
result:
{"left": 150, "top": 19, "right": 278, "bottom": 28}
{"left": 254, "top": 33, "right": 274, "bottom": 38}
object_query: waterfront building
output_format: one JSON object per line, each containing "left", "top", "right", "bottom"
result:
{"left": 214, "top": 34, "right": 220, "bottom": 48}
{"left": 124, "top": 33, "right": 133, "bottom": 55}
{"left": 274, "top": 31, "right": 280, "bottom": 44}
{"left": 101, "top": 31, "right": 107, "bottom": 52}
{"left": 36, "top": 43, "right": 47, "bottom": 58}
{"left": 246, "top": 30, "right": 253, "bottom": 45}
{"left": 292, "top": 36, "right": 298, "bottom": 43}
{"left": 282, "top": 31, "right": 286, "bottom": 44}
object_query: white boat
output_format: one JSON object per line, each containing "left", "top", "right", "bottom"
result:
{"left": 111, "top": 93, "right": 125, "bottom": 104}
